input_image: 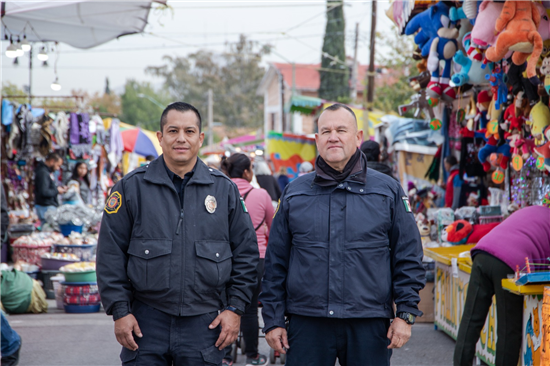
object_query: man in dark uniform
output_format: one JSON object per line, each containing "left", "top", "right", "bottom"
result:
{"left": 261, "top": 104, "right": 425, "bottom": 366}
{"left": 97, "top": 102, "right": 259, "bottom": 365}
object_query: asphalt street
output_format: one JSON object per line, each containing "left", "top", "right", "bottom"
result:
{"left": 8, "top": 299, "right": 458, "bottom": 366}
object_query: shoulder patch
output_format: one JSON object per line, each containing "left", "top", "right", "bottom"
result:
{"left": 105, "top": 191, "right": 122, "bottom": 214}
{"left": 402, "top": 196, "right": 412, "bottom": 213}
{"left": 273, "top": 199, "right": 280, "bottom": 218}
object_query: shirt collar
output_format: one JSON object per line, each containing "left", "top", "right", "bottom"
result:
{"left": 162, "top": 156, "right": 196, "bottom": 181}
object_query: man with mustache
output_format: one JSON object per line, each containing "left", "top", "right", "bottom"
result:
{"left": 261, "top": 104, "right": 425, "bottom": 366}
{"left": 97, "top": 102, "right": 259, "bottom": 365}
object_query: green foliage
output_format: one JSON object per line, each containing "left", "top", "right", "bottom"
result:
{"left": 371, "top": 27, "right": 418, "bottom": 114}
{"left": 146, "top": 35, "right": 269, "bottom": 129}
{"left": 319, "top": 0, "right": 349, "bottom": 102}
{"left": 120, "top": 80, "right": 170, "bottom": 131}
{"left": 1, "top": 82, "right": 27, "bottom": 104}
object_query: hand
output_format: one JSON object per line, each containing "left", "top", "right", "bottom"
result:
{"left": 209, "top": 310, "right": 241, "bottom": 350}
{"left": 387, "top": 318, "right": 411, "bottom": 349}
{"left": 114, "top": 314, "right": 143, "bottom": 351}
{"left": 57, "top": 186, "right": 68, "bottom": 194}
{"left": 265, "top": 327, "right": 289, "bottom": 355}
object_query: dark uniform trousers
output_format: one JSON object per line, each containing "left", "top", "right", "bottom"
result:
{"left": 285, "top": 315, "right": 392, "bottom": 366}
{"left": 120, "top": 300, "right": 224, "bottom": 366}
{"left": 453, "top": 252, "right": 523, "bottom": 366}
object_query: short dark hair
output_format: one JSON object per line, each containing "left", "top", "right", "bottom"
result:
{"left": 360, "top": 140, "right": 380, "bottom": 162}
{"left": 323, "top": 103, "right": 357, "bottom": 122}
{"left": 45, "top": 152, "right": 62, "bottom": 162}
{"left": 445, "top": 155, "right": 458, "bottom": 166}
{"left": 145, "top": 155, "right": 156, "bottom": 162}
{"left": 160, "top": 102, "right": 202, "bottom": 133}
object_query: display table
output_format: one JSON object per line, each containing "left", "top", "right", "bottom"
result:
{"left": 502, "top": 279, "right": 545, "bottom": 366}
{"left": 424, "top": 245, "right": 496, "bottom": 366}
{"left": 425, "top": 245, "right": 548, "bottom": 366}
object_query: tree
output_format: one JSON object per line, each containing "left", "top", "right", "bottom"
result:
{"left": 372, "top": 27, "right": 418, "bottom": 115}
{"left": 146, "top": 35, "right": 270, "bottom": 129}
{"left": 318, "top": 1, "right": 349, "bottom": 102}
{"left": 1, "top": 82, "right": 27, "bottom": 104}
{"left": 120, "top": 80, "right": 170, "bottom": 131}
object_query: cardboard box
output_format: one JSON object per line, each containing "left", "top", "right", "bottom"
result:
{"left": 417, "top": 281, "right": 434, "bottom": 323}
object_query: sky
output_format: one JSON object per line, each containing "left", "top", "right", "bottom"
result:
{"left": 1, "top": 1, "right": 395, "bottom": 98}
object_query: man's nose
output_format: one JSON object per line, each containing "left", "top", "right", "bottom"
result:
{"left": 327, "top": 131, "right": 339, "bottom": 141}
{"left": 176, "top": 131, "right": 186, "bottom": 143}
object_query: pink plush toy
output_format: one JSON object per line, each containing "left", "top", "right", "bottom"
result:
{"left": 471, "top": 1, "right": 504, "bottom": 48}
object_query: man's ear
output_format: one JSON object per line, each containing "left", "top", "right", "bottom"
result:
{"left": 356, "top": 130, "right": 364, "bottom": 147}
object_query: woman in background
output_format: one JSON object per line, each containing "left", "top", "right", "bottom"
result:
{"left": 221, "top": 153, "right": 273, "bottom": 366}
{"left": 65, "top": 162, "right": 90, "bottom": 205}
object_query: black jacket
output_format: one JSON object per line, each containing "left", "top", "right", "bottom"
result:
{"left": 260, "top": 156, "right": 425, "bottom": 331}
{"left": 34, "top": 161, "right": 59, "bottom": 207}
{"left": 97, "top": 157, "right": 259, "bottom": 317}
{"left": 1, "top": 186, "right": 8, "bottom": 242}
{"left": 367, "top": 161, "right": 396, "bottom": 180}
{"left": 256, "top": 175, "right": 281, "bottom": 201}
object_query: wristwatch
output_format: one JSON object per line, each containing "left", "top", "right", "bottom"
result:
{"left": 396, "top": 312, "right": 416, "bottom": 325}
{"left": 225, "top": 305, "right": 244, "bottom": 316}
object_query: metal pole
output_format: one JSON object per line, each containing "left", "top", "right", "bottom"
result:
{"left": 28, "top": 47, "right": 32, "bottom": 105}
{"left": 207, "top": 89, "right": 213, "bottom": 147}
{"left": 364, "top": 1, "right": 377, "bottom": 139}
{"left": 291, "top": 62, "right": 296, "bottom": 133}
{"left": 280, "top": 72, "right": 285, "bottom": 132}
{"left": 350, "top": 23, "right": 359, "bottom": 102}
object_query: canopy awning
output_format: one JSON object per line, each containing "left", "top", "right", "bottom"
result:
{"left": 1, "top": 1, "right": 164, "bottom": 49}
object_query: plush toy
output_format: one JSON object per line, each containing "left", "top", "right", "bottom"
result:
{"left": 507, "top": 62, "right": 540, "bottom": 103}
{"left": 540, "top": 56, "right": 550, "bottom": 94}
{"left": 444, "top": 220, "right": 474, "bottom": 245}
{"left": 405, "top": 2, "right": 459, "bottom": 101}
{"left": 471, "top": 1, "right": 504, "bottom": 49}
{"left": 528, "top": 100, "right": 550, "bottom": 145}
{"left": 485, "top": 1, "right": 543, "bottom": 83}
{"left": 451, "top": 33, "right": 491, "bottom": 86}
{"left": 478, "top": 106, "right": 512, "bottom": 172}
{"left": 486, "top": 64, "right": 508, "bottom": 110}
{"left": 474, "top": 90, "right": 492, "bottom": 130}
{"left": 417, "top": 221, "right": 431, "bottom": 247}
{"left": 533, "top": 125, "right": 550, "bottom": 171}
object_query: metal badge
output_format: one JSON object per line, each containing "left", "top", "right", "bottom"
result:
{"left": 205, "top": 195, "right": 217, "bottom": 214}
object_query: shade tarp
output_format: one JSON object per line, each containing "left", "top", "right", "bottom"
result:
{"left": 1, "top": 1, "right": 163, "bottom": 49}
{"left": 287, "top": 95, "right": 323, "bottom": 115}
{"left": 119, "top": 122, "right": 161, "bottom": 157}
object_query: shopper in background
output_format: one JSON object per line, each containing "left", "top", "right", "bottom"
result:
{"left": 34, "top": 152, "right": 67, "bottom": 222}
{"left": 66, "top": 162, "right": 91, "bottom": 205}
{"left": 254, "top": 160, "right": 281, "bottom": 202}
{"left": 277, "top": 166, "right": 290, "bottom": 192}
{"left": 360, "top": 140, "right": 395, "bottom": 179}
{"left": 444, "top": 156, "right": 461, "bottom": 209}
{"left": 221, "top": 153, "right": 273, "bottom": 366}
{"left": 298, "top": 161, "right": 313, "bottom": 176}
{"left": 454, "top": 205, "right": 550, "bottom": 366}
{"left": 1, "top": 312, "right": 22, "bottom": 366}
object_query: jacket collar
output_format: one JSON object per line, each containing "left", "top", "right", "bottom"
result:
{"left": 313, "top": 152, "right": 368, "bottom": 187}
{"left": 144, "top": 155, "right": 214, "bottom": 186}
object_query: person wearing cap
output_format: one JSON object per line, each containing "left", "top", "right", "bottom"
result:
{"left": 97, "top": 102, "right": 259, "bottom": 365}
{"left": 360, "top": 140, "right": 396, "bottom": 179}
{"left": 298, "top": 161, "right": 314, "bottom": 176}
{"left": 261, "top": 103, "right": 425, "bottom": 366}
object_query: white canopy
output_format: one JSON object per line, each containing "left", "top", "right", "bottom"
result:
{"left": 1, "top": 1, "right": 164, "bottom": 49}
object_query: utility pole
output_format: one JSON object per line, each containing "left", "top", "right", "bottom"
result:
{"left": 364, "top": 1, "right": 377, "bottom": 139}
{"left": 291, "top": 62, "right": 296, "bottom": 133}
{"left": 207, "top": 89, "right": 213, "bottom": 147}
{"left": 350, "top": 23, "right": 359, "bottom": 102}
{"left": 28, "top": 48, "right": 33, "bottom": 105}
{"left": 280, "top": 73, "right": 285, "bottom": 132}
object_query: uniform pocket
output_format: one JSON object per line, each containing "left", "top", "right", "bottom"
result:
{"left": 127, "top": 239, "right": 172, "bottom": 292}
{"left": 195, "top": 241, "right": 233, "bottom": 293}
{"left": 201, "top": 345, "right": 224, "bottom": 365}
{"left": 120, "top": 347, "right": 138, "bottom": 365}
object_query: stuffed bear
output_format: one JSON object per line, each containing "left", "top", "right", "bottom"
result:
{"left": 485, "top": 1, "right": 543, "bottom": 84}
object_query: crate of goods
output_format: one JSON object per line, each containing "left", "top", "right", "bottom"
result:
{"left": 60, "top": 262, "right": 97, "bottom": 283}
{"left": 61, "top": 281, "right": 100, "bottom": 313}
{"left": 11, "top": 234, "right": 55, "bottom": 266}
{"left": 40, "top": 253, "right": 80, "bottom": 270}
{"left": 53, "top": 244, "right": 96, "bottom": 261}
{"left": 52, "top": 275, "right": 66, "bottom": 310}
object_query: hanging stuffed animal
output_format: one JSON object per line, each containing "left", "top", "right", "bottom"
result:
{"left": 528, "top": 100, "right": 550, "bottom": 145}
{"left": 540, "top": 56, "right": 550, "bottom": 94}
{"left": 451, "top": 32, "right": 491, "bottom": 86}
{"left": 485, "top": 1, "right": 543, "bottom": 84}
{"left": 404, "top": 2, "right": 459, "bottom": 101}
{"left": 486, "top": 63, "right": 508, "bottom": 110}
{"left": 533, "top": 125, "right": 550, "bottom": 171}
{"left": 471, "top": 1, "right": 505, "bottom": 51}
{"left": 478, "top": 105, "right": 512, "bottom": 172}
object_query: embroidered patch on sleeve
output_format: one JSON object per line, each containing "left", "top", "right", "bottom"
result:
{"left": 240, "top": 197, "right": 248, "bottom": 213}
{"left": 402, "top": 196, "right": 412, "bottom": 213}
{"left": 105, "top": 191, "right": 122, "bottom": 214}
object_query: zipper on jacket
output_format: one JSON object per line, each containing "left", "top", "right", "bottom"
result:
{"left": 175, "top": 209, "right": 184, "bottom": 235}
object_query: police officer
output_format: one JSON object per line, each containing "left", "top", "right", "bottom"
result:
{"left": 261, "top": 104, "right": 425, "bottom": 366}
{"left": 97, "top": 102, "right": 259, "bottom": 366}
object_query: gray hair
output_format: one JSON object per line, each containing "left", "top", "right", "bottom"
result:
{"left": 254, "top": 161, "right": 273, "bottom": 176}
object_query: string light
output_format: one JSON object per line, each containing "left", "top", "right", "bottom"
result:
{"left": 37, "top": 46, "right": 49, "bottom": 61}
{"left": 21, "top": 36, "right": 31, "bottom": 52}
{"left": 5, "top": 38, "right": 18, "bottom": 58}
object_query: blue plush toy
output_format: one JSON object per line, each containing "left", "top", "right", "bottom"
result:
{"left": 451, "top": 33, "right": 491, "bottom": 87}
{"left": 405, "top": 2, "right": 459, "bottom": 101}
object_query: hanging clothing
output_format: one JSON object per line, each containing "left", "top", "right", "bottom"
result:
{"left": 2, "top": 99, "right": 14, "bottom": 126}
{"left": 107, "top": 118, "right": 124, "bottom": 171}
{"left": 53, "top": 111, "right": 70, "bottom": 148}
{"left": 69, "top": 112, "right": 91, "bottom": 145}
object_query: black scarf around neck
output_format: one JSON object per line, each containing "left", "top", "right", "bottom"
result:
{"left": 315, "top": 148, "right": 362, "bottom": 183}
